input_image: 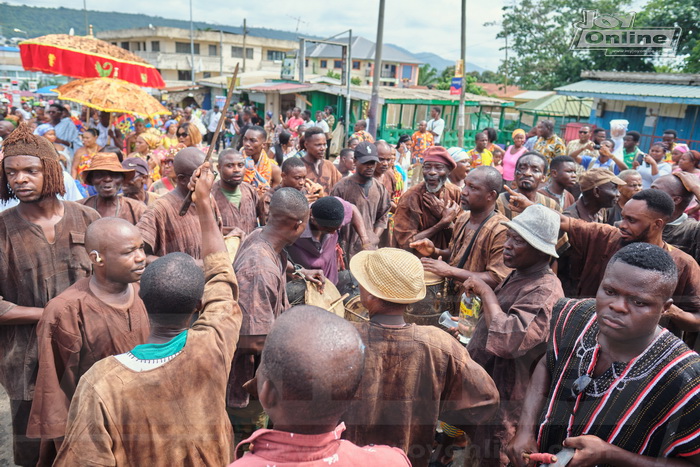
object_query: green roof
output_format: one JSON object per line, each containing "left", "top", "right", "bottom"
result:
{"left": 556, "top": 80, "right": 700, "bottom": 105}
{"left": 517, "top": 94, "right": 592, "bottom": 117}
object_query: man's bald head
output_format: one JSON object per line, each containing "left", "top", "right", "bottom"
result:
{"left": 85, "top": 217, "right": 141, "bottom": 252}
{"left": 268, "top": 187, "right": 309, "bottom": 224}
{"left": 0, "top": 121, "right": 14, "bottom": 139}
{"left": 470, "top": 165, "right": 503, "bottom": 194}
{"left": 259, "top": 305, "right": 366, "bottom": 425}
{"left": 651, "top": 174, "right": 694, "bottom": 209}
{"left": 173, "top": 147, "right": 205, "bottom": 177}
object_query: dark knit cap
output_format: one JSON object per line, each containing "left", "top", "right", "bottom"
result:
{"left": 311, "top": 196, "right": 345, "bottom": 228}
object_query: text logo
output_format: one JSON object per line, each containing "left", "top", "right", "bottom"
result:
{"left": 571, "top": 10, "right": 682, "bottom": 56}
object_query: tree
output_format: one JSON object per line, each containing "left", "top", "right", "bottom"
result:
{"left": 418, "top": 64, "right": 439, "bottom": 86}
{"left": 490, "top": 0, "right": 653, "bottom": 90}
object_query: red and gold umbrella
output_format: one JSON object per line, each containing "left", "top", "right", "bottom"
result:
{"left": 52, "top": 78, "right": 169, "bottom": 118}
{"left": 20, "top": 34, "right": 165, "bottom": 89}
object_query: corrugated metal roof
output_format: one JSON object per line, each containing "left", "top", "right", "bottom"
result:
{"left": 514, "top": 90, "right": 555, "bottom": 101}
{"left": 517, "top": 94, "right": 593, "bottom": 117}
{"left": 305, "top": 36, "right": 422, "bottom": 64}
{"left": 556, "top": 80, "right": 700, "bottom": 104}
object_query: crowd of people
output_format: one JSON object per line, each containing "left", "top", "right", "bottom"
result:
{"left": 1, "top": 97, "right": 700, "bottom": 467}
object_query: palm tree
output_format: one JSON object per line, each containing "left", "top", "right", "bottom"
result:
{"left": 417, "top": 64, "right": 438, "bottom": 86}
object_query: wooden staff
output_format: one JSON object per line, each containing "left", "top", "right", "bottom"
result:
{"left": 179, "top": 63, "right": 239, "bottom": 216}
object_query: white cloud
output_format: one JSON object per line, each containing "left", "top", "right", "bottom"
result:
{"left": 20, "top": 0, "right": 507, "bottom": 70}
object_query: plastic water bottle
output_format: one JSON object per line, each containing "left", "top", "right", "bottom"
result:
{"left": 458, "top": 293, "right": 481, "bottom": 344}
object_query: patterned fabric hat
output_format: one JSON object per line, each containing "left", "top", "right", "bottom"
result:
{"left": 349, "top": 248, "right": 426, "bottom": 304}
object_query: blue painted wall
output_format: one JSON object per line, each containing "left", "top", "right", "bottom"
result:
{"left": 587, "top": 103, "right": 700, "bottom": 151}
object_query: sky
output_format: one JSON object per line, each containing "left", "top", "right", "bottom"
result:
{"left": 16, "top": 0, "right": 508, "bottom": 71}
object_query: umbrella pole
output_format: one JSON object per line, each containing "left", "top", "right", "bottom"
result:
{"left": 179, "top": 63, "right": 239, "bottom": 216}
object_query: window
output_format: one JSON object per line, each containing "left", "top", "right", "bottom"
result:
{"left": 178, "top": 70, "right": 192, "bottom": 81}
{"left": 209, "top": 44, "right": 217, "bottom": 56}
{"left": 320, "top": 60, "right": 327, "bottom": 68}
{"left": 267, "top": 50, "right": 286, "bottom": 61}
{"left": 203, "top": 72, "right": 211, "bottom": 78}
{"left": 111, "top": 42, "right": 117, "bottom": 46}
{"left": 305, "top": 59, "right": 309, "bottom": 67}
{"left": 353, "top": 60, "right": 361, "bottom": 70}
{"left": 232, "top": 47, "right": 254, "bottom": 58}
{"left": 120, "top": 42, "right": 129, "bottom": 50}
{"left": 151, "top": 41, "right": 160, "bottom": 52}
{"left": 334, "top": 60, "right": 342, "bottom": 69}
{"left": 176, "top": 42, "right": 200, "bottom": 54}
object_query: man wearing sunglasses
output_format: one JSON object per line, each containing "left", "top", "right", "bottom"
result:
{"left": 508, "top": 243, "right": 700, "bottom": 467}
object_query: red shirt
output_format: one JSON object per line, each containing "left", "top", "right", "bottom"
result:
{"left": 230, "top": 423, "right": 410, "bottom": 466}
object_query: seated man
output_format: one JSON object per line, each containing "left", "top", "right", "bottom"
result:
{"left": 458, "top": 204, "right": 564, "bottom": 466}
{"left": 79, "top": 152, "right": 146, "bottom": 224}
{"left": 343, "top": 247, "right": 499, "bottom": 467}
{"left": 508, "top": 243, "right": 700, "bottom": 466}
{"left": 394, "top": 146, "right": 462, "bottom": 256}
{"left": 229, "top": 305, "right": 410, "bottom": 466}
{"left": 287, "top": 196, "right": 371, "bottom": 285}
{"left": 28, "top": 218, "right": 150, "bottom": 457}
{"left": 411, "top": 166, "right": 511, "bottom": 291}
{"left": 55, "top": 163, "right": 241, "bottom": 465}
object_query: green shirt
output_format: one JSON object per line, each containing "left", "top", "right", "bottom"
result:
{"left": 130, "top": 330, "right": 188, "bottom": 360}
{"left": 623, "top": 146, "right": 642, "bottom": 168}
{"left": 220, "top": 186, "right": 242, "bottom": 208}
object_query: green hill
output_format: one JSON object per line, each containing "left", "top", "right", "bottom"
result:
{"left": 0, "top": 3, "right": 303, "bottom": 41}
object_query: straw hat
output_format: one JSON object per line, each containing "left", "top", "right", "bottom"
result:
{"left": 81, "top": 152, "right": 136, "bottom": 184}
{"left": 502, "top": 204, "right": 560, "bottom": 258}
{"left": 349, "top": 248, "right": 426, "bottom": 304}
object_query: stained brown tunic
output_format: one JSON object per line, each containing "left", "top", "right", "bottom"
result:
{"left": 0, "top": 201, "right": 99, "bottom": 401}
{"left": 54, "top": 252, "right": 241, "bottom": 467}
{"left": 448, "top": 211, "right": 511, "bottom": 285}
{"left": 330, "top": 177, "right": 391, "bottom": 258}
{"left": 228, "top": 230, "right": 289, "bottom": 408}
{"left": 27, "top": 278, "right": 150, "bottom": 440}
{"left": 137, "top": 190, "right": 222, "bottom": 259}
{"left": 564, "top": 217, "right": 700, "bottom": 339}
{"left": 343, "top": 322, "right": 499, "bottom": 467}
{"left": 212, "top": 180, "right": 261, "bottom": 235}
{"left": 664, "top": 216, "right": 700, "bottom": 264}
{"left": 301, "top": 157, "right": 342, "bottom": 195}
{"left": 393, "top": 182, "right": 462, "bottom": 253}
{"left": 79, "top": 195, "right": 147, "bottom": 225}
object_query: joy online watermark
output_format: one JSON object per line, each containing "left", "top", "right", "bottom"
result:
{"left": 570, "top": 10, "right": 682, "bottom": 56}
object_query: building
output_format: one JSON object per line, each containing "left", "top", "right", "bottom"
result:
{"left": 302, "top": 36, "right": 422, "bottom": 87}
{"left": 96, "top": 26, "right": 299, "bottom": 88}
{"left": 556, "top": 71, "right": 700, "bottom": 150}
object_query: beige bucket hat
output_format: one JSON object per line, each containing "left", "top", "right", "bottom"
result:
{"left": 349, "top": 248, "right": 426, "bottom": 304}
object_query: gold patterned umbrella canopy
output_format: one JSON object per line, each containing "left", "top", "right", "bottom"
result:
{"left": 52, "top": 78, "right": 169, "bottom": 118}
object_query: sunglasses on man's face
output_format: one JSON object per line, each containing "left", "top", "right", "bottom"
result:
{"left": 177, "top": 132, "right": 189, "bottom": 138}
{"left": 579, "top": 131, "right": 589, "bottom": 134}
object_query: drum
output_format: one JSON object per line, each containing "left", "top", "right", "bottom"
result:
{"left": 285, "top": 278, "right": 346, "bottom": 318}
{"left": 404, "top": 270, "right": 446, "bottom": 327}
{"left": 344, "top": 295, "right": 369, "bottom": 322}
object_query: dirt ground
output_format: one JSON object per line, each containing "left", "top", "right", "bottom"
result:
{"left": 0, "top": 386, "right": 17, "bottom": 466}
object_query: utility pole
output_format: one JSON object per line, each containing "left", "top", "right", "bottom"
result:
{"left": 219, "top": 29, "right": 223, "bottom": 77}
{"left": 189, "top": 0, "right": 195, "bottom": 85}
{"left": 242, "top": 18, "right": 247, "bottom": 73}
{"left": 83, "top": 0, "right": 88, "bottom": 35}
{"left": 345, "top": 30, "right": 352, "bottom": 145}
{"left": 504, "top": 33, "right": 508, "bottom": 90}
{"left": 457, "top": 0, "right": 467, "bottom": 146}
{"left": 367, "top": 0, "right": 385, "bottom": 139}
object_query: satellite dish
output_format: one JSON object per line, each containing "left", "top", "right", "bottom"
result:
{"left": 69, "top": 28, "right": 75, "bottom": 36}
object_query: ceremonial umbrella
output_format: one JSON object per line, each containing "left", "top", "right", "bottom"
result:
{"left": 52, "top": 78, "right": 169, "bottom": 118}
{"left": 20, "top": 34, "right": 165, "bottom": 89}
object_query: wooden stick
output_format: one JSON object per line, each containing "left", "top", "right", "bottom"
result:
{"left": 179, "top": 63, "right": 239, "bottom": 216}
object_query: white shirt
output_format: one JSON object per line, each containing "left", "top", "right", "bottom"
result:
{"left": 207, "top": 111, "right": 222, "bottom": 133}
{"left": 427, "top": 118, "right": 445, "bottom": 144}
{"left": 314, "top": 119, "right": 330, "bottom": 133}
